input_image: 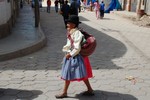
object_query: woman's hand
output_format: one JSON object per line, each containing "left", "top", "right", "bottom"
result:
{"left": 66, "top": 54, "right": 71, "bottom": 59}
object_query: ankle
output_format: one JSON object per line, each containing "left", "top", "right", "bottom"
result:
{"left": 62, "top": 92, "right": 67, "bottom": 95}
{"left": 87, "top": 89, "right": 93, "bottom": 92}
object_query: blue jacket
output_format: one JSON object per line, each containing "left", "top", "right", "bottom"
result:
{"left": 100, "top": 3, "right": 105, "bottom": 10}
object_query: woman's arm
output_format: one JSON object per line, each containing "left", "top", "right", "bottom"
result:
{"left": 70, "top": 30, "right": 83, "bottom": 57}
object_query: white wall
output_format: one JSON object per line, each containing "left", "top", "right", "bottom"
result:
{"left": 145, "top": 0, "right": 150, "bottom": 15}
{"left": 0, "top": 0, "right": 11, "bottom": 25}
{"left": 130, "top": 0, "right": 138, "bottom": 12}
{"left": 103, "top": 0, "right": 111, "bottom": 8}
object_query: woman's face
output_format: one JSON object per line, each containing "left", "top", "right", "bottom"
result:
{"left": 67, "top": 22, "right": 76, "bottom": 31}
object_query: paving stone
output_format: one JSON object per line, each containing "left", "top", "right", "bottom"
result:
{"left": 4, "top": 88, "right": 20, "bottom": 95}
{"left": 17, "top": 91, "right": 33, "bottom": 98}
{"left": 33, "top": 95, "right": 48, "bottom": 100}
{"left": 0, "top": 95, "right": 17, "bottom": 100}
{"left": 0, "top": 81, "right": 9, "bottom": 87}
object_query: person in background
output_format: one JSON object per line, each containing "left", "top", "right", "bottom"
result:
{"left": 60, "top": 0, "right": 70, "bottom": 28}
{"left": 70, "top": 0, "right": 78, "bottom": 15}
{"left": 47, "top": 0, "right": 51, "bottom": 13}
{"left": 59, "top": 0, "right": 64, "bottom": 9}
{"left": 55, "top": 15, "right": 94, "bottom": 99}
{"left": 100, "top": 1, "right": 105, "bottom": 18}
{"left": 94, "top": 0, "right": 100, "bottom": 19}
{"left": 54, "top": 0, "right": 59, "bottom": 13}
{"left": 20, "top": 0, "right": 23, "bottom": 9}
{"left": 77, "top": 0, "right": 81, "bottom": 13}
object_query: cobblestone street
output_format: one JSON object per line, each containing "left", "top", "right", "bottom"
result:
{"left": 0, "top": 6, "right": 150, "bottom": 100}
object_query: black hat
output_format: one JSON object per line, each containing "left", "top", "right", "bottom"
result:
{"left": 67, "top": 15, "right": 81, "bottom": 26}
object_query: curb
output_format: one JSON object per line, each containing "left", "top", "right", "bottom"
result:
{"left": 0, "top": 24, "right": 47, "bottom": 61}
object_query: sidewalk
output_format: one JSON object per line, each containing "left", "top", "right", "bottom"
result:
{"left": 110, "top": 10, "right": 137, "bottom": 20}
{"left": 0, "top": 4, "right": 46, "bottom": 61}
{"left": 111, "top": 10, "right": 150, "bottom": 27}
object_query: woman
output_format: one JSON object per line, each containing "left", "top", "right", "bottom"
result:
{"left": 94, "top": 0, "right": 100, "bottom": 19}
{"left": 55, "top": 15, "right": 94, "bottom": 98}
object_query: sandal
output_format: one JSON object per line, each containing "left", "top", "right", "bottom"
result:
{"left": 55, "top": 93, "right": 68, "bottom": 99}
{"left": 82, "top": 91, "right": 94, "bottom": 96}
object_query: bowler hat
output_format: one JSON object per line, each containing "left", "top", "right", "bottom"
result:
{"left": 67, "top": 15, "right": 81, "bottom": 26}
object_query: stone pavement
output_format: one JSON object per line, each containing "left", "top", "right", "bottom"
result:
{"left": 0, "top": 5, "right": 150, "bottom": 100}
{"left": 0, "top": 4, "right": 46, "bottom": 61}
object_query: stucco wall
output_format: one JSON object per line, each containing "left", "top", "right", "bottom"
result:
{"left": 102, "top": 0, "right": 111, "bottom": 9}
{"left": 145, "top": 0, "right": 150, "bottom": 15}
{"left": 130, "top": 0, "right": 138, "bottom": 12}
{"left": 0, "top": 0, "right": 18, "bottom": 39}
{"left": 0, "top": 0, "right": 11, "bottom": 25}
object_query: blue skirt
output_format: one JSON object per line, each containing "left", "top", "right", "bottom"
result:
{"left": 61, "top": 55, "right": 87, "bottom": 81}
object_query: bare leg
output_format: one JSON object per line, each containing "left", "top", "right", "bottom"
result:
{"left": 55, "top": 80, "right": 70, "bottom": 98}
{"left": 82, "top": 79, "right": 94, "bottom": 96}
{"left": 63, "top": 80, "right": 70, "bottom": 95}
{"left": 83, "top": 79, "right": 93, "bottom": 92}
{"left": 95, "top": 11, "right": 97, "bottom": 18}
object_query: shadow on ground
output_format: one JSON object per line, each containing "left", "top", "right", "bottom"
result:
{"left": 0, "top": 88, "right": 42, "bottom": 100}
{"left": 73, "top": 90, "right": 137, "bottom": 100}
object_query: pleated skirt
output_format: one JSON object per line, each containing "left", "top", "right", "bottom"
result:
{"left": 61, "top": 55, "right": 93, "bottom": 81}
